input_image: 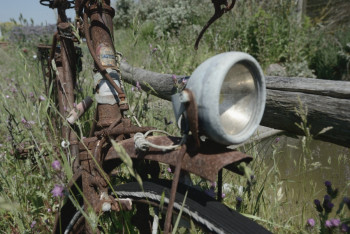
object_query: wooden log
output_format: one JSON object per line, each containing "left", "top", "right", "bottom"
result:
{"left": 120, "top": 62, "right": 350, "bottom": 148}
{"left": 120, "top": 62, "right": 188, "bottom": 100}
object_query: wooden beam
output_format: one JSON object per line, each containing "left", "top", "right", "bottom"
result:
{"left": 120, "top": 62, "right": 350, "bottom": 148}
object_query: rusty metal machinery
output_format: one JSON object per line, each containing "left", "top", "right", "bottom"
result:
{"left": 37, "top": 1, "right": 268, "bottom": 233}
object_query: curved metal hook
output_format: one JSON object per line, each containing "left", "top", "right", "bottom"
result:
{"left": 194, "top": 0, "right": 236, "bottom": 50}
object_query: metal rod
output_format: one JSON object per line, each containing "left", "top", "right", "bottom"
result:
{"left": 164, "top": 145, "right": 187, "bottom": 234}
{"left": 217, "top": 169, "right": 223, "bottom": 202}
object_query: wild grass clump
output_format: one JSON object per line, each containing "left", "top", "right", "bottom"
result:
{"left": 0, "top": 45, "right": 65, "bottom": 232}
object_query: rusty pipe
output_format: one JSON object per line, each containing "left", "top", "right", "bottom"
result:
{"left": 83, "top": 11, "right": 125, "bottom": 97}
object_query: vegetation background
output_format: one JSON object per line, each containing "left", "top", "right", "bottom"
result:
{"left": 0, "top": 0, "right": 349, "bottom": 233}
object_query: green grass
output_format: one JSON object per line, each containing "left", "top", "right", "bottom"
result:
{"left": 1, "top": 42, "right": 349, "bottom": 233}
{"left": 1, "top": 1, "right": 350, "bottom": 232}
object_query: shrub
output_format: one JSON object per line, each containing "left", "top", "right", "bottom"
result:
{"left": 309, "top": 26, "right": 350, "bottom": 80}
{"left": 114, "top": 0, "right": 203, "bottom": 37}
{"left": 7, "top": 25, "right": 55, "bottom": 46}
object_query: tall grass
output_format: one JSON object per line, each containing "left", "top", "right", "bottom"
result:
{"left": 0, "top": 0, "right": 350, "bottom": 232}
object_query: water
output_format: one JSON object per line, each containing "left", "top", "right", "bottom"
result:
{"left": 256, "top": 135, "right": 350, "bottom": 208}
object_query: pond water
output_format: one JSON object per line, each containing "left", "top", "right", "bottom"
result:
{"left": 262, "top": 135, "right": 349, "bottom": 185}
{"left": 256, "top": 134, "right": 350, "bottom": 204}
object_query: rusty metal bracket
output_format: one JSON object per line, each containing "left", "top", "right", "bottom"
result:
{"left": 80, "top": 136, "right": 252, "bottom": 182}
{"left": 184, "top": 89, "right": 200, "bottom": 149}
{"left": 164, "top": 145, "right": 187, "bottom": 234}
{"left": 195, "top": 0, "right": 237, "bottom": 50}
{"left": 94, "top": 118, "right": 154, "bottom": 137}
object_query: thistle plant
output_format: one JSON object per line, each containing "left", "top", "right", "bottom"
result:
{"left": 307, "top": 180, "right": 349, "bottom": 233}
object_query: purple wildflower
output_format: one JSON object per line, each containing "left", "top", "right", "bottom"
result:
{"left": 39, "top": 95, "right": 46, "bottom": 101}
{"left": 343, "top": 197, "right": 350, "bottom": 210}
{"left": 314, "top": 199, "right": 323, "bottom": 212}
{"left": 221, "top": 193, "right": 226, "bottom": 199}
{"left": 21, "top": 118, "right": 35, "bottom": 128}
{"left": 136, "top": 81, "right": 141, "bottom": 91}
{"left": 236, "top": 196, "right": 243, "bottom": 209}
{"left": 30, "top": 221, "right": 36, "bottom": 229}
{"left": 149, "top": 44, "right": 157, "bottom": 53}
{"left": 171, "top": 74, "right": 177, "bottom": 83}
{"left": 51, "top": 160, "right": 61, "bottom": 171}
{"left": 27, "top": 121, "right": 35, "bottom": 128}
{"left": 325, "top": 220, "right": 333, "bottom": 228}
{"left": 205, "top": 187, "right": 215, "bottom": 198}
{"left": 51, "top": 184, "right": 65, "bottom": 197}
{"left": 324, "top": 195, "right": 331, "bottom": 201}
{"left": 325, "top": 180, "right": 338, "bottom": 198}
{"left": 47, "top": 208, "right": 51, "bottom": 212}
{"left": 21, "top": 118, "right": 27, "bottom": 124}
{"left": 5, "top": 95, "right": 10, "bottom": 98}
{"left": 341, "top": 223, "right": 349, "bottom": 232}
{"left": 167, "top": 167, "right": 172, "bottom": 173}
{"left": 164, "top": 117, "right": 173, "bottom": 125}
{"left": 325, "top": 202, "right": 334, "bottom": 213}
{"left": 29, "top": 92, "right": 34, "bottom": 98}
{"left": 307, "top": 218, "right": 315, "bottom": 227}
{"left": 131, "top": 86, "right": 135, "bottom": 92}
{"left": 330, "top": 218, "right": 340, "bottom": 227}
{"left": 323, "top": 195, "right": 334, "bottom": 213}
{"left": 275, "top": 137, "right": 280, "bottom": 143}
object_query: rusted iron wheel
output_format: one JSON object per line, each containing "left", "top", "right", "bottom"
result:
{"left": 63, "top": 180, "right": 270, "bottom": 234}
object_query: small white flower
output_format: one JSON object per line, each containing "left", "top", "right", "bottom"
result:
{"left": 61, "top": 140, "right": 70, "bottom": 148}
{"left": 222, "top": 183, "right": 233, "bottom": 193}
{"left": 234, "top": 185, "right": 244, "bottom": 196}
{"left": 33, "top": 54, "right": 37, "bottom": 60}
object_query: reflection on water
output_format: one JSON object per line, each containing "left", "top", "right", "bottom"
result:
{"left": 256, "top": 135, "right": 350, "bottom": 194}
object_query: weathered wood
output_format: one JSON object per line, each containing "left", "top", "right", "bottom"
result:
{"left": 262, "top": 89, "right": 350, "bottom": 147}
{"left": 120, "top": 62, "right": 350, "bottom": 148}
{"left": 120, "top": 62, "right": 188, "bottom": 100}
{"left": 266, "top": 76, "right": 350, "bottom": 99}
